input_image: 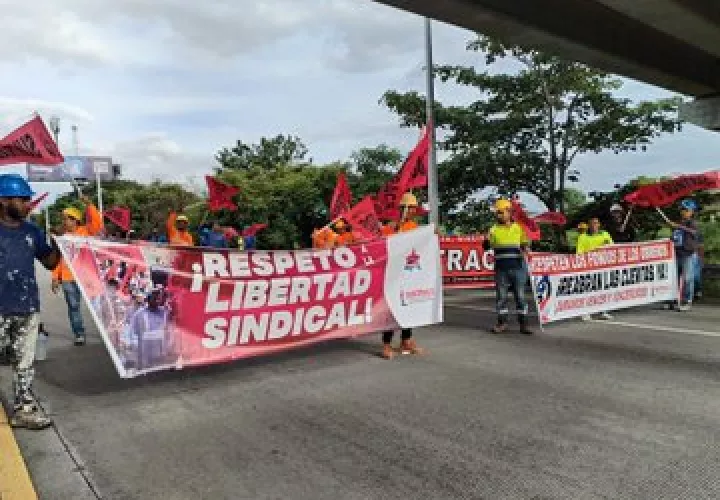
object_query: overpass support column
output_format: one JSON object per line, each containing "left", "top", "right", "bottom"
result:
{"left": 680, "top": 96, "right": 720, "bottom": 131}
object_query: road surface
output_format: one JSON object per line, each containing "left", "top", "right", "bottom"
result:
{"left": 3, "top": 283, "right": 720, "bottom": 499}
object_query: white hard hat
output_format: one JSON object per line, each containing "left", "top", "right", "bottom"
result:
{"left": 610, "top": 204, "right": 623, "bottom": 212}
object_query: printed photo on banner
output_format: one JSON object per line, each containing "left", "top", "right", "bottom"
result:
{"left": 56, "top": 226, "right": 443, "bottom": 378}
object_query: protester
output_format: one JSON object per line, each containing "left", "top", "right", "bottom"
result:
{"left": 200, "top": 222, "right": 227, "bottom": 248}
{"left": 380, "top": 218, "right": 397, "bottom": 237}
{"left": 51, "top": 195, "right": 103, "bottom": 346}
{"left": 166, "top": 211, "right": 194, "bottom": 246}
{"left": 483, "top": 198, "right": 532, "bottom": 335}
{"left": 0, "top": 174, "right": 61, "bottom": 429}
{"left": 607, "top": 203, "right": 637, "bottom": 243}
{"left": 312, "top": 226, "right": 337, "bottom": 249}
{"left": 333, "top": 219, "right": 355, "bottom": 246}
{"left": 146, "top": 227, "right": 167, "bottom": 244}
{"left": 576, "top": 217, "right": 614, "bottom": 321}
{"left": 668, "top": 199, "right": 701, "bottom": 311}
{"left": 380, "top": 192, "right": 425, "bottom": 359}
{"left": 243, "top": 229, "right": 258, "bottom": 250}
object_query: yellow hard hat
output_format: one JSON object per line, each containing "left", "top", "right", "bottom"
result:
{"left": 577, "top": 222, "right": 588, "bottom": 230}
{"left": 334, "top": 219, "right": 345, "bottom": 229}
{"left": 176, "top": 215, "right": 189, "bottom": 223}
{"left": 494, "top": 198, "right": 512, "bottom": 212}
{"left": 399, "top": 192, "right": 418, "bottom": 207}
{"left": 62, "top": 207, "right": 83, "bottom": 221}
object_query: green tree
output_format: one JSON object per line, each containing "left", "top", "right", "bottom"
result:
{"left": 382, "top": 35, "right": 682, "bottom": 214}
{"left": 48, "top": 180, "right": 200, "bottom": 237}
{"left": 563, "top": 188, "right": 588, "bottom": 217}
{"left": 347, "top": 144, "right": 402, "bottom": 197}
{"left": 215, "top": 135, "right": 310, "bottom": 171}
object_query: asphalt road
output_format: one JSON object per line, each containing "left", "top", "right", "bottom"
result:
{"left": 3, "top": 282, "right": 720, "bottom": 500}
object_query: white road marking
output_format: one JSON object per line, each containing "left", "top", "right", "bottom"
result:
{"left": 594, "top": 320, "right": 720, "bottom": 338}
{"left": 446, "top": 304, "right": 720, "bottom": 337}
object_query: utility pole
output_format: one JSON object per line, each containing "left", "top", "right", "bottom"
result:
{"left": 425, "top": 18, "right": 439, "bottom": 229}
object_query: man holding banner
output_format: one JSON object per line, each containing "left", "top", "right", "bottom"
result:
{"left": 51, "top": 195, "right": 103, "bottom": 346}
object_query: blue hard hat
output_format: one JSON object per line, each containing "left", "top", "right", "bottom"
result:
{"left": 680, "top": 198, "right": 698, "bottom": 211}
{"left": 0, "top": 174, "right": 34, "bottom": 198}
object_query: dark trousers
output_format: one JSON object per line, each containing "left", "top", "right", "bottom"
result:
{"left": 382, "top": 329, "right": 412, "bottom": 344}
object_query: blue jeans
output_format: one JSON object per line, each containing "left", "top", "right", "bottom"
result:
{"left": 495, "top": 266, "right": 529, "bottom": 318}
{"left": 61, "top": 282, "right": 85, "bottom": 337}
{"left": 692, "top": 253, "right": 703, "bottom": 295}
{"left": 676, "top": 254, "right": 695, "bottom": 304}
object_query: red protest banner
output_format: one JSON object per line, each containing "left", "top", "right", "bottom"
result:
{"left": 205, "top": 176, "right": 239, "bottom": 212}
{"left": 104, "top": 206, "right": 132, "bottom": 232}
{"left": 533, "top": 211, "right": 567, "bottom": 226}
{"left": 0, "top": 116, "right": 64, "bottom": 167}
{"left": 624, "top": 171, "right": 720, "bottom": 208}
{"left": 342, "top": 196, "right": 382, "bottom": 241}
{"left": 440, "top": 235, "right": 495, "bottom": 289}
{"left": 330, "top": 172, "right": 352, "bottom": 219}
{"left": 55, "top": 226, "right": 442, "bottom": 378}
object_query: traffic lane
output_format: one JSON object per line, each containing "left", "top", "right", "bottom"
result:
{"left": 28, "top": 296, "right": 720, "bottom": 499}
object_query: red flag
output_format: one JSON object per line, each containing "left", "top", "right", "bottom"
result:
{"left": 0, "top": 116, "right": 64, "bottom": 167}
{"left": 27, "top": 192, "right": 49, "bottom": 211}
{"left": 533, "top": 211, "right": 567, "bottom": 226}
{"left": 373, "top": 129, "right": 429, "bottom": 219}
{"left": 624, "top": 171, "right": 720, "bottom": 208}
{"left": 242, "top": 223, "right": 268, "bottom": 237}
{"left": 330, "top": 173, "right": 352, "bottom": 219}
{"left": 104, "top": 207, "right": 131, "bottom": 232}
{"left": 342, "top": 196, "right": 382, "bottom": 241}
{"left": 511, "top": 197, "right": 541, "bottom": 241}
{"left": 205, "top": 176, "right": 239, "bottom": 212}
{"left": 396, "top": 128, "right": 429, "bottom": 193}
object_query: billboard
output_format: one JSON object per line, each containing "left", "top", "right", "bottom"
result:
{"left": 26, "top": 156, "right": 116, "bottom": 182}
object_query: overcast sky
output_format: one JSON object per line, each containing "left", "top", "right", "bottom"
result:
{"left": 3, "top": 0, "right": 720, "bottom": 209}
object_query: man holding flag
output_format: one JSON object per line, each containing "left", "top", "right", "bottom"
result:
{"left": 484, "top": 198, "right": 533, "bottom": 335}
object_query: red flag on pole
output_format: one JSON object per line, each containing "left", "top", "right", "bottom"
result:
{"left": 205, "top": 176, "right": 239, "bottom": 212}
{"left": 330, "top": 173, "right": 352, "bottom": 219}
{"left": 624, "top": 171, "right": 720, "bottom": 208}
{"left": 0, "top": 116, "right": 64, "bottom": 167}
{"left": 396, "top": 128, "right": 429, "bottom": 193}
{"left": 511, "top": 197, "right": 541, "bottom": 241}
{"left": 104, "top": 207, "right": 131, "bottom": 232}
{"left": 242, "top": 223, "right": 268, "bottom": 237}
{"left": 342, "top": 196, "right": 382, "bottom": 241}
{"left": 533, "top": 211, "right": 567, "bottom": 226}
{"left": 27, "top": 192, "right": 49, "bottom": 211}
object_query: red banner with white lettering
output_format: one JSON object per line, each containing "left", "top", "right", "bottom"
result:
{"left": 624, "top": 171, "right": 720, "bottom": 208}
{"left": 440, "top": 236, "right": 495, "bottom": 289}
{"left": 342, "top": 196, "right": 382, "bottom": 241}
{"left": 56, "top": 227, "right": 442, "bottom": 378}
{"left": 0, "top": 116, "right": 64, "bottom": 167}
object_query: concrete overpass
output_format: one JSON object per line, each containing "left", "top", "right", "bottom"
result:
{"left": 375, "top": 0, "right": 720, "bottom": 130}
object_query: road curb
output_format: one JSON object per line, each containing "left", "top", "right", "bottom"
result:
{"left": 0, "top": 405, "right": 38, "bottom": 500}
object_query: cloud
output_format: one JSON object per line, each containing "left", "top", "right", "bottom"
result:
{"left": 0, "top": 98, "right": 94, "bottom": 133}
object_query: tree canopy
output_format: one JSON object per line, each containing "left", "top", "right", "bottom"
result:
{"left": 382, "top": 35, "right": 682, "bottom": 214}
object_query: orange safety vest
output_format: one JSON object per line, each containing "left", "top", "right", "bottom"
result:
{"left": 398, "top": 220, "right": 418, "bottom": 233}
{"left": 52, "top": 204, "right": 104, "bottom": 282}
{"left": 166, "top": 212, "right": 194, "bottom": 246}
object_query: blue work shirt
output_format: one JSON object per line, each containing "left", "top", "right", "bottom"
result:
{"left": 244, "top": 235, "right": 256, "bottom": 250}
{"left": 0, "top": 221, "right": 53, "bottom": 315}
{"left": 200, "top": 230, "right": 227, "bottom": 249}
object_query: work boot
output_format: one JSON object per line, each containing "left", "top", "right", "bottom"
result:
{"left": 492, "top": 315, "right": 508, "bottom": 334}
{"left": 11, "top": 405, "right": 52, "bottom": 430}
{"left": 381, "top": 343, "right": 395, "bottom": 360}
{"left": 518, "top": 315, "right": 533, "bottom": 335}
{"left": 400, "top": 338, "right": 424, "bottom": 355}
{"left": 74, "top": 334, "right": 86, "bottom": 346}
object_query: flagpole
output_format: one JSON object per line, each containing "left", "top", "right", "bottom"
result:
{"left": 424, "top": 17, "right": 439, "bottom": 228}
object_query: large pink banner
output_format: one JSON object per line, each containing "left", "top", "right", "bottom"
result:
{"left": 56, "top": 226, "right": 443, "bottom": 377}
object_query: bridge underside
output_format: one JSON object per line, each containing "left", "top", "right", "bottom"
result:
{"left": 376, "top": 0, "right": 720, "bottom": 129}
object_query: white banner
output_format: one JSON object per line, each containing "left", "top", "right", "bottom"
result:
{"left": 529, "top": 240, "right": 677, "bottom": 324}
